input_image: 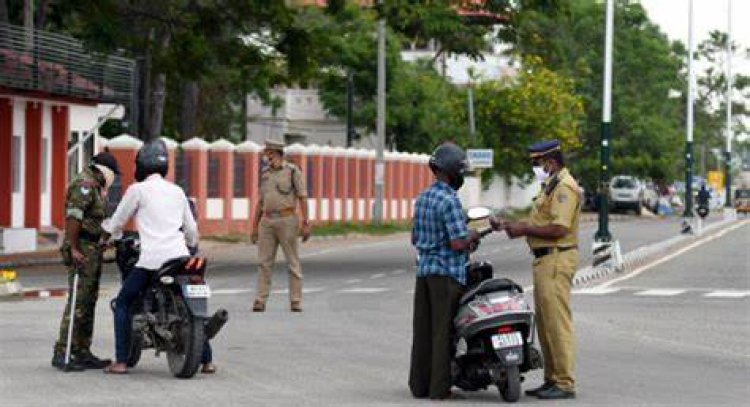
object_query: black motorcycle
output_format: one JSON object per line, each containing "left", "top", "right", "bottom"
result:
{"left": 114, "top": 233, "right": 228, "bottom": 378}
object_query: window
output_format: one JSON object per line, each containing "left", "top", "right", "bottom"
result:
{"left": 68, "top": 131, "right": 79, "bottom": 150}
{"left": 82, "top": 132, "right": 94, "bottom": 166}
{"left": 11, "top": 135, "right": 21, "bottom": 193}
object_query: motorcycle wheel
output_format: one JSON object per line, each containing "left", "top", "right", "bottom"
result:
{"left": 166, "top": 294, "right": 204, "bottom": 379}
{"left": 126, "top": 330, "right": 142, "bottom": 368}
{"left": 498, "top": 365, "right": 521, "bottom": 403}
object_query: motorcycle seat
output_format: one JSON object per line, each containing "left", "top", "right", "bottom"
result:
{"left": 157, "top": 257, "right": 191, "bottom": 276}
{"left": 460, "top": 278, "right": 523, "bottom": 305}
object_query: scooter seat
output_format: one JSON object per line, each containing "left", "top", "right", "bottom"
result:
{"left": 460, "top": 278, "right": 523, "bottom": 305}
{"left": 157, "top": 257, "right": 191, "bottom": 276}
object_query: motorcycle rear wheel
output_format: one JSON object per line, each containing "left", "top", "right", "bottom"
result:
{"left": 498, "top": 365, "right": 521, "bottom": 402}
{"left": 166, "top": 294, "right": 205, "bottom": 379}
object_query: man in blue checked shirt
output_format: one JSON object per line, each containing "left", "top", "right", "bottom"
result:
{"left": 408, "top": 142, "right": 481, "bottom": 400}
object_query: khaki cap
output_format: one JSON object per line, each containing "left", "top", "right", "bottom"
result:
{"left": 264, "top": 139, "right": 286, "bottom": 152}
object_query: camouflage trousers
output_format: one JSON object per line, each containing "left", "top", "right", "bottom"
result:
{"left": 53, "top": 241, "right": 102, "bottom": 356}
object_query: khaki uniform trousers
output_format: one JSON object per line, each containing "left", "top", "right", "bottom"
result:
{"left": 532, "top": 248, "right": 577, "bottom": 392}
{"left": 255, "top": 215, "right": 303, "bottom": 304}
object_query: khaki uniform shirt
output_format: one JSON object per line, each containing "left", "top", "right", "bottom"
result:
{"left": 527, "top": 167, "right": 582, "bottom": 249}
{"left": 63, "top": 167, "right": 107, "bottom": 242}
{"left": 259, "top": 162, "right": 307, "bottom": 212}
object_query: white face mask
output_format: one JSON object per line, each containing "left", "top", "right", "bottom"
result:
{"left": 532, "top": 166, "right": 549, "bottom": 183}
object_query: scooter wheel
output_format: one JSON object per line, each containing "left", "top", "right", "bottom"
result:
{"left": 498, "top": 365, "right": 521, "bottom": 402}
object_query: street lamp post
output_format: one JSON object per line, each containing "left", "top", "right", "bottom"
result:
{"left": 372, "top": 0, "right": 386, "bottom": 225}
{"left": 724, "top": 0, "right": 733, "bottom": 208}
{"left": 683, "top": 0, "right": 696, "bottom": 219}
{"left": 595, "top": 0, "right": 614, "bottom": 243}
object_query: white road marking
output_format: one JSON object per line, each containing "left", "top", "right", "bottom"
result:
{"left": 346, "top": 279, "right": 362, "bottom": 284}
{"left": 596, "top": 220, "right": 750, "bottom": 289}
{"left": 572, "top": 287, "right": 621, "bottom": 295}
{"left": 703, "top": 291, "right": 750, "bottom": 298}
{"left": 337, "top": 288, "right": 389, "bottom": 294}
{"left": 213, "top": 288, "right": 252, "bottom": 295}
{"left": 390, "top": 269, "right": 406, "bottom": 276}
{"left": 370, "top": 273, "right": 386, "bottom": 279}
{"left": 634, "top": 289, "right": 686, "bottom": 297}
{"left": 405, "top": 289, "right": 414, "bottom": 294}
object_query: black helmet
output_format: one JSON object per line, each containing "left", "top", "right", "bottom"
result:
{"left": 135, "top": 139, "right": 169, "bottom": 182}
{"left": 91, "top": 151, "right": 120, "bottom": 175}
{"left": 429, "top": 142, "right": 469, "bottom": 190}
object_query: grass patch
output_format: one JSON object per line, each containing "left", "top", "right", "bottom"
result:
{"left": 203, "top": 233, "right": 251, "bottom": 243}
{"left": 312, "top": 222, "right": 411, "bottom": 237}
{"left": 202, "top": 222, "right": 411, "bottom": 242}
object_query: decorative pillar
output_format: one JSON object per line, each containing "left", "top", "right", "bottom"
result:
{"left": 365, "top": 150, "right": 375, "bottom": 223}
{"left": 182, "top": 138, "right": 210, "bottom": 226}
{"left": 236, "top": 140, "right": 262, "bottom": 234}
{"left": 306, "top": 144, "right": 323, "bottom": 224}
{"left": 286, "top": 143, "right": 310, "bottom": 219}
{"left": 320, "top": 146, "right": 336, "bottom": 223}
{"left": 24, "top": 101, "right": 42, "bottom": 229}
{"left": 161, "top": 137, "right": 179, "bottom": 182}
{"left": 332, "top": 147, "right": 348, "bottom": 222}
{"left": 207, "top": 139, "right": 235, "bottom": 235}
{"left": 0, "top": 98, "right": 12, "bottom": 227}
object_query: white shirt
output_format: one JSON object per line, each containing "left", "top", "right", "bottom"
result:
{"left": 103, "top": 174, "right": 199, "bottom": 270}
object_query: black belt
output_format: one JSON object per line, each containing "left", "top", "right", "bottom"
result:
{"left": 78, "top": 230, "right": 102, "bottom": 242}
{"left": 532, "top": 245, "right": 577, "bottom": 259}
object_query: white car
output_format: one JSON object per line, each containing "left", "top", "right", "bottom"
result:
{"left": 609, "top": 175, "right": 643, "bottom": 215}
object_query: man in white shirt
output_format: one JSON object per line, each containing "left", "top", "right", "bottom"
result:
{"left": 101, "top": 139, "right": 202, "bottom": 374}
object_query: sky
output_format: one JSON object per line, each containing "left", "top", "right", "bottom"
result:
{"left": 638, "top": 0, "right": 749, "bottom": 141}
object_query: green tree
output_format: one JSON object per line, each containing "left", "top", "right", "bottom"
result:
{"left": 465, "top": 56, "right": 584, "bottom": 181}
{"left": 503, "top": 0, "right": 686, "bottom": 189}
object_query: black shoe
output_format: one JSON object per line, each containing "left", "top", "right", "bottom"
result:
{"left": 74, "top": 350, "right": 112, "bottom": 369}
{"left": 525, "top": 381, "right": 554, "bottom": 397}
{"left": 51, "top": 354, "right": 86, "bottom": 372}
{"left": 536, "top": 385, "right": 576, "bottom": 400}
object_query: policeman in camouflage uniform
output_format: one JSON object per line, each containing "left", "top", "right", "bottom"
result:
{"left": 52, "top": 152, "right": 120, "bottom": 371}
{"left": 492, "top": 140, "right": 581, "bottom": 400}
{"left": 251, "top": 139, "right": 311, "bottom": 312}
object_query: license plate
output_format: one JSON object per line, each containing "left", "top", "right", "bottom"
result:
{"left": 491, "top": 332, "right": 523, "bottom": 350}
{"left": 184, "top": 285, "right": 211, "bottom": 298}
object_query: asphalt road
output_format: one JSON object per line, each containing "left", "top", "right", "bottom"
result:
{"left": 1, "top": 216, "right": 747, "bottom": 406}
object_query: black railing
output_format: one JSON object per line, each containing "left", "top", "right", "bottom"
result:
{"left": 0, "top": 23, "right": 134, "bottom": 104}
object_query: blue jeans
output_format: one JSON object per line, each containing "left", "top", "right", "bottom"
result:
{"left": 114, "top": 267, "right": 212, "bottom": 364}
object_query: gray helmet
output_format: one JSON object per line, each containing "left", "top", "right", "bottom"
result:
{"left": 135, "top": 139, "right": 169, "bottom": 182}
{"left": 429, "top": 142, "right": 469, "bottom": 190}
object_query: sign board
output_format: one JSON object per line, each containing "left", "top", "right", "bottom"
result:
{"left": 467, "top": 149, "right": 494, "bottom": 169}
{"left": 707, "top": 170, "right": 724, "bottom": 191}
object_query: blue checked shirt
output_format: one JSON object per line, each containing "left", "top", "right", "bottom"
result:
{"left": 412, "top": 181, "right": 469, "bottom": 285}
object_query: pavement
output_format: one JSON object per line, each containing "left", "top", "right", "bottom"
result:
{"left": 0, "top": 216, "right": 747, "bottom": 406}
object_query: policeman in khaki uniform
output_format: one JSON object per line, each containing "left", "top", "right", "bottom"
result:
{"left": 492, "top": 140, "right": 581, "bottom": 400}
{"left": 52, "top": 152, "right": 120, "bottom": 371}
{"left": 251, "top": 139, "right": 311, "bottom": 312}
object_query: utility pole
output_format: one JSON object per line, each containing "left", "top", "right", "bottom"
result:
{"left": 725, "top": 0, "right": 734, "bottom": 207}
{"left": 592, "top": 0, "right": 623, "bottom": 270}
{"left": 372, "top": 0, "right": 386, "bottom": 225}
{"left": 467, "top": 85, "right": 476, "bottom": 140}
{"left": 595, "top": 0, "right": 614, "bottom": 243}
{"left": 684, "top": 0, "right": 695, "bottom": 219}
{"left": 346, "top": 71, "right": 354, "bottom": 148}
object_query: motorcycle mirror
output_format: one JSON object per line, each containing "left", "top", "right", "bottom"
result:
{"left": 467, "top": 207, "right": 492, "bottom": 221}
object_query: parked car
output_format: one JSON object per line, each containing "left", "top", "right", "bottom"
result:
{"left": 609, "top": 175, "right": 643, "bottom": 215}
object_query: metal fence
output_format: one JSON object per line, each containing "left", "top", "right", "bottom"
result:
{"left": 233, "top": 154, "right": 246, "bottom": 197}
{"left": 0, "top": 23, "right": 134, "bottom": 105}
{"left": 208, "top": 153, "right": 220, "bottom": 198}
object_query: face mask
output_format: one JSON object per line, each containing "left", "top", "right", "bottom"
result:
{"left": 532, "top": 166, "right": 549, "bottom": 183}
{"left": 261, "top": 156, "right": 270, "bottom": 171}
